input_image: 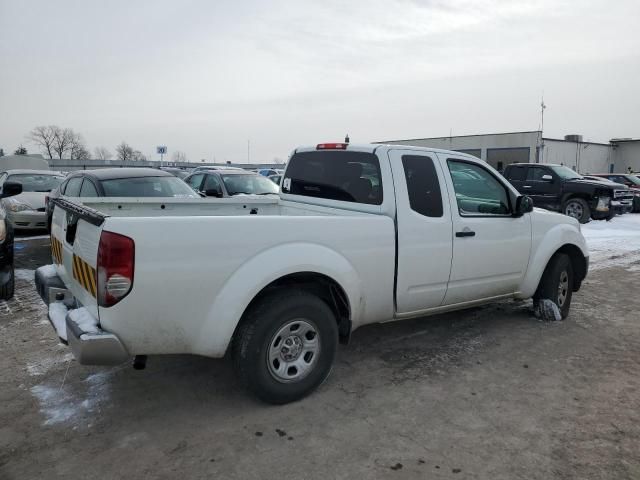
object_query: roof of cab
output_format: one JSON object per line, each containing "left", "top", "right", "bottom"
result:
{"left": 67, "top": 168, "right": 173, "bottom": 181}
{"left": 293, "top": 143, "right": 482, "bottom": 160}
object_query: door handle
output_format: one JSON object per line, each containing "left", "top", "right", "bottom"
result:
{"left": 522, "top": 185, "right": 532, "bottom": 188}
{"left": 456, "top": 230, "right": 476, "bottom": 238}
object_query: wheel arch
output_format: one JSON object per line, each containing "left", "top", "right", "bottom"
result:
{"left": 193, "top": 243, "right": 361, "bottom": 357}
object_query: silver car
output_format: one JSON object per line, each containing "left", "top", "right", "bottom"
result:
{"left": 0, "top": 169, "right": 65, "bottom": 230}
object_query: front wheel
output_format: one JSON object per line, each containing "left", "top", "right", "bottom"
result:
{"left": 563, "top": 198, "right": 591, "bottom": 223}
{"left": 232, "top": 290, "right": 339, "bottom": 404}
{"left": 534, "top": 253, "right": 574, "bottom": 319}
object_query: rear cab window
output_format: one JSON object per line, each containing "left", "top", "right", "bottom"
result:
{"left": 282, "top": 150, "right": 383, "bottom": 205}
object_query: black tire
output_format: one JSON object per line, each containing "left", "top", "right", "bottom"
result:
{"left": 0, "top": 266, "right": 15, "bottom": 301}
{"left": 534, "top": 253, "right": 574, "bottom": 319}
{"left": 563, "top": 198, "right": 591, "bottom": 223}
{"left": 232, "top": 290, "right": 339, "bottom": 404}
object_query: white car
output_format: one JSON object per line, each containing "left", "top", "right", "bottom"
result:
{"left": 36, "top": 143, "right": 588, "bottom": 404}
{"left": 0, "top": 169, "right": 65, "bottom": 230}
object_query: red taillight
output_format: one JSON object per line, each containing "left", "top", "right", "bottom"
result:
{"left": 97, "top": 231, "right": 135, "bottom": 307}
{"left": 316, "top": 143, "right": 348, "bottom": 150}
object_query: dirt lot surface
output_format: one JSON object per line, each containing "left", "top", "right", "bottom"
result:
{"left": 1, "top": 234, "right": 639, "bottom": 479}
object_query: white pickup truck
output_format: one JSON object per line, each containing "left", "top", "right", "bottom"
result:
{"left": 36, "top": 143, "right": 589, "bottom": 404}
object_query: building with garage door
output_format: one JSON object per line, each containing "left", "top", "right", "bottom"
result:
{"left": 376, "top": 131, "right": 639, "bottom": 174}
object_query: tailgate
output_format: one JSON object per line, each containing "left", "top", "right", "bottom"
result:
{"left": 50, "top": 198, "right": 106, "bottom": 320}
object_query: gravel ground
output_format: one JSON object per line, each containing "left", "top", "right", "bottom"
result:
{"left": 1, "top": 233, "right": 639, "bottom": 479}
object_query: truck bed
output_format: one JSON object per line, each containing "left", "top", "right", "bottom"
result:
{"left": 49, "top": 196, "right": 396, "bottom": 358}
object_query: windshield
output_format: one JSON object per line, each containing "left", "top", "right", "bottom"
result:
{"left": 6, "top": 173, "right": 64, "bottom": 192}
{"left": 101, "top": 176, "right": 199, "bottom": 197}
{"left": 221, "top": 174, "right": 279, "bottom": 195}
{"left": 550, "top": 166, "right": 582, "bottom": 180}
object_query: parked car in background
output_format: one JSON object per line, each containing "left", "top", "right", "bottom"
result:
{"left": 590, "top": 173, "right": 640, "bottom": 212}
{"left": 191, "top": 165, "right": 245, "bottom": 174}
{"left": 257, "top": 168, "right": 283, "bottom": 177}
{"left": 159, "top": 167, "right": 190, "bottom": 180}
{"left": 503, "top": 163, "right": 633, "bottom": 223}
{"left": 46, "top": 168, "right": 199, "bottom": 229}
{"left": 184, "top": 169, "right": 279, "bottom": 197}
{"left": 36, "top": 143, "right": 588, "bottom": 404}
{"left": 0, "top": 170, "right": 65, "bottom": 230}
{"left": 268, "top": 174, "right": 282, "bottom": 185}
{"left": 0, "top": 181, "right": 23, "bottom": 299}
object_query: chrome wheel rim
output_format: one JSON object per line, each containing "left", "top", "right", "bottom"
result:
{"left": 565, "top": 201, "right": 583, "bottom": 220}
{"left": 267, "top": 319, "right": 320, "bottom": 383}
{"left": 557, "top": 270, "right": 569, "bottom": 307}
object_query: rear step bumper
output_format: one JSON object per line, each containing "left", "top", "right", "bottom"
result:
{"left": 35, "top": 265, "right": 130, "bottom": 366}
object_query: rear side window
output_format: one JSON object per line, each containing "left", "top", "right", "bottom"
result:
{"left": 505, "top": 166, "right": 526, "bottom": 181}
{"left": 401, "top": 155, "right": 443, "bottom": 217}
{"left": 282, "top": 151, "right": 382, "bottom": 205}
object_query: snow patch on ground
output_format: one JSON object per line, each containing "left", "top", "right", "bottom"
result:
{"left": 581, "top": 215, "right": 640, "bottom": 270}
{"left": 14, "top": 269, "right": 35, "bottom": 282}
{"left": 30, "top": 370, "right": 113, "bottom": 426}
{"left": 68, "top": 307, "right": 99, "bottom": 333}
{"left": 27, "top": 352, "right": 74, "bottom": 376}
{"left": 48, "top": 303, "right": 68, "bottom": 341}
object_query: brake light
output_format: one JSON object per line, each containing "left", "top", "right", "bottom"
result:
{"left": 316, "top": 143, "right": 348, "bottom": 150}
{"left": 97, "top": 231, "right": 135, "bottom": 307}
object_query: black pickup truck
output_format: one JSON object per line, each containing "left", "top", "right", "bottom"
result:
{"left": 503, "top": 163, "right": 633, "bottom": 223}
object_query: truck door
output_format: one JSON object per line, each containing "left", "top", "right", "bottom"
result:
{"left": 388, "top": 149, "right": 453, "bottom": 313}
{"left": 522, "top": 166, "right": 558, "bottom": 210}
{"left": 441, "top": 156, "right": 531, "bottom": 305}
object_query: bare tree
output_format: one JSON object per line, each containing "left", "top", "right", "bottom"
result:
{"left": 132, "top": 150, "right": 147, "bottom": 162}
{"left": 172, "top": 151, "right": 187, "bottom": 163}
{"left": 27, "top": 125, "right": 58, "bottom": 159}
{"left": 52, "top": 128, "right": 75, "bottom": 159}
{"left": 273, "top": 157, "right": 284, "bottom": 164}
{"left": 115, "top": 142, "right": 134, "bottom": 162}
{"left": 0, "top": 148, "right": 4, "bottom": 157}
{"left": 94, "top": 146, "right": 111, "bottom": 160}
{"left": 14, "top": 145, "right": 28, "bottom": 155}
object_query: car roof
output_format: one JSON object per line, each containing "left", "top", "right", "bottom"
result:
{"left": 507, "top": 163, "right": 562, "bottom": 167}
{"left": 5, "top": 169, "right": 64, "bottom": 175}
{"left": 67, "top": 168, "right": 173, "bottom": 181}
{"left": 194, "top": 169, "right": 256, "bottom": 176}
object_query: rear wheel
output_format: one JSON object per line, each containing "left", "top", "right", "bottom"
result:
{"left": 563, "top": 198, "right": 590, "bottom": 223}
{"left": 534, "top": 253, "right": 574, "bottom": 319}
{"left": 0, "top": 266, "right": 15, "bottom": 300}
{"left": 232, "top": 290, "right": 339, "bottom": 404}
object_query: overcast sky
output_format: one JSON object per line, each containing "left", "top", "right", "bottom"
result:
{"left": 1, "top": 0, "right": 639, "bottom": 163}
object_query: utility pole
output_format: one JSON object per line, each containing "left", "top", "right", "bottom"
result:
{"left": 247, "top": 139, "right": 250, "bottom": 164}
{"left": 539, "top": 97, "right": 546, "bottom": 163}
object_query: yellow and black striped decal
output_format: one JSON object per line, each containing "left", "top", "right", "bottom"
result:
{"left": 51, "top": 236, "right": 63, "bottom": 264}
{"left": 72, "top": 254, "right": 97, "bottom": 298}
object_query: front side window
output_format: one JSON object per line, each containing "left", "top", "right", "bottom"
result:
{"left": 401, "top": 155, "right": 443, "bottom": 217}
{"left": 550, "top": 165, "right": 582, "bottom": 180}
{"left": 283, "top": 151, "right": 383, "bottom": 205}
{"left": 186, "top": 173, "right": 204, "bottom": 191}
{"left": 526, "top": 167, "right": 550, "bottom": 181}
{"left": 448, "top": 160, "right": 510, "bottom": 215}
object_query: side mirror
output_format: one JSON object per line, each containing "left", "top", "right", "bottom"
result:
{"left": 1, "top": 181, "right": 22, "bottom": 198}
{"left": 204, "top": 188, "right": 223, "bottom": 198}
{"left": 514, "top": 195, "right": 534, "bottom": 216}
{"left": 541, "top": 174, "right": 553, "bottom": 181}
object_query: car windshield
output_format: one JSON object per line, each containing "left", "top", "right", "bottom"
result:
{"left": 100, "top": 176, "right": 199, "bottom": 197}
{"left": 6, "top": 173, "right": 64, "bottom": 192}
{"left": 550, "top": 166, "right": 583, "bottom": 180}
{"left": 221, "top": 174, "right": 279, "bottom": 195}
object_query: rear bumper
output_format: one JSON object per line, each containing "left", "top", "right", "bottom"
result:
{"left": 7, "top": 211, "right": 47, "bottom": 230}
{"left": 35, "top": 264, "right": 129, "bottom": 366}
